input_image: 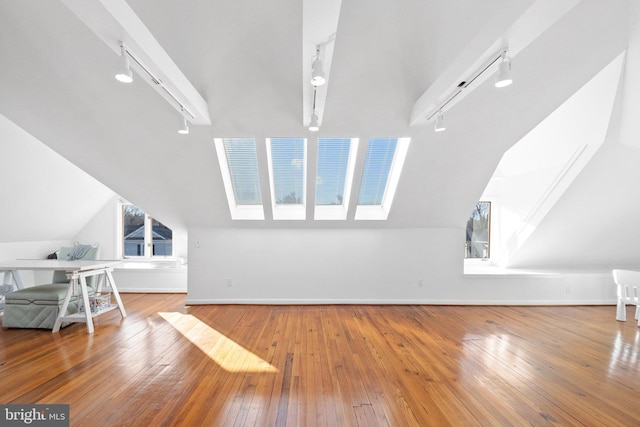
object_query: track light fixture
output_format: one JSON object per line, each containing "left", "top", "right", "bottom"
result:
{"left": 309, "top": 89, "right": 320, "bottom": 131}
{"left": 424, "top": 47, "right": 513, "bottom": 132}
{"left": 495, "top": 50, "right": 513, "bottom": 88}
{"left": 115, "top": 43, "right": 133, "bottom": 83}
{"left": 311, "top": 46, "right": 326, "bottom": 87}
{"left": 178, "top": 108, "right": 189, "bottom": 135}
{"left": 115, "top": 41, "right": 195, "bottom": 134}
{"left": 434, "top": 110, "right": 446, "bottom": 132}
{"left": 309, "top": 112, "right": 320, "bottom": 132}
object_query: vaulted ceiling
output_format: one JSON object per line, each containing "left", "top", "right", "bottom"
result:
{"left": 0, "top": 0, "right": 634, "bottom": 244}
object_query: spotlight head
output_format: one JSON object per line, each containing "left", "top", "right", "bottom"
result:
{"left": 309, "top": 112, "right": 320, "bottom": 132}
{"left": 115, "top": 44, "right": 133, "bottom": 83}
{"left": 434, "top": 111, "right": 446, "bottom": 132}
{"left": 495, "top": 53, "right": 512, "bottom": 88}
{"left": 178, "top": 113, "right": 189, "bottom": 135}
{"left": 311, "top": 58, "right": 326, "bottom": 87}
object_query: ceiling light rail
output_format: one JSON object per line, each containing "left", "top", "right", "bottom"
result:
{"left": 302, "top": 0, "right": 341, "bottom": 132}
{"left": 61, "top": 0, "right": 211, "bottom": 132}
{"left": 116, "top": 42, "right": 196, "bottom": 127}
{"left": 426, "top": 48, "right": 512, "bottom": 129}
{"left": 309, "top": 88, "right": 320, "bottom": 132}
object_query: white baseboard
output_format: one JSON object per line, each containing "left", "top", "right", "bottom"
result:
{"left": 185, "top": 298, "right": 617, "bottom": 306}
{"left": 120, "top": 288, "right": 187, "bottom": 293}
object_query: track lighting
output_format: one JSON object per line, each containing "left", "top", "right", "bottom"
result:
{"left": 434, "top": 110, "right": 446, "bottom": 132}
{"left": 178, "top": 108, "right": 189, "bottom": 135}
{"left": 309, "top": 111, "right": 320, "bottom": 132}
{"left": 114, "top": 42, "right": 198, "bottom": 134}
{"left": 424, "top": 47, "right": 513, "bottom": 131}
{"left": 308, "top": 89, "right": 320, "bottom": 131}
{"left": 311, "top": 46, "right": 326, "bottom": 87}
{"left": 311, "top": 58, "right": 325, "bottom": 86}
{"left": 115, "top": 43, "right": 133, "bottom": 83}
{"left": 495, "top": 50, "right": 513, "bottom": 88}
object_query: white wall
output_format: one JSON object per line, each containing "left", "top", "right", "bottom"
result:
{"left": 187, "top": 227, "right": 461, "bottom": 303}
{"left": 72, "top": 196, "right": 118, "bottom": 259}
{"left": 187, "top": 227, "right": 616, "bottom": 305}
{"left": 0, "top": 240, "right": 71, "bottom": 286}
{"left": 112, "top": 267, "right": 187, "bottom": 293}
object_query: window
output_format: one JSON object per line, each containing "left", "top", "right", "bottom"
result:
{"left": 214, "top": 137, "right": 264, "bottom": 220}
{"left": 214, "top": 136, "right": 409, "bottom": 221}
{"left": 121, "top": 204, "right": 173, "bottom": 257}
{"left": 315, "top": 138, "right": 359, "bottom": 220}
{"left": 267, "top": 137, "right": 307, "bottom": 220}
{"left": 465, "top": 202, "right": 491, "bottom": 259}
{"left": 355, "top": 137, "right": 410, "bottom": 220}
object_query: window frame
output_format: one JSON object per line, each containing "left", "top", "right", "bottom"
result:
{"left": 314, "top": 137, "right": 359, "bottom": 220}
{"left": 118, "top": 203, "right": 174, "bottom": 259}
{"left": 354, "top": 137, "right": 410, "bottom": 220}
{"left": 465, "top": 201, "right": 491, "bottom": 260}
{"left": 214, "top": 137, "right": 265, "bottom": 220}
{"left": 266, "top": 137, "right": 307, "bottom": 220}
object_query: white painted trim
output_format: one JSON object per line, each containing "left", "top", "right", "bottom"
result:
{"left": 463, "top": 272, "right": 612, "bottom": 279}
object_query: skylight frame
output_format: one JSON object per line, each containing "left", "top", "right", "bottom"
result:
{"left": 355, "top": 137, "right": 410, "bottom": 220}
{"left": 266, "top": 137, "right": 307, "bottom": 220}
{"left": 214, "top": 137, "right": 265, "bottom": 220}
{"left": 314, "top": 137, "right": 359, "bottom": 220}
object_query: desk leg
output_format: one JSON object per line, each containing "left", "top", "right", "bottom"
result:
{"left": 95, "top": 272, "right": 105, "bottom": 293}
{"left": 105, "top": 269, "right": 127, "bottom": 318}
{"left": 10, "top": 269, "right": 24, "bottom": 290}
{"left": 53, "top": 278, "right": 76, "bottom": 333}
{"left": 79, "top": 274, "right": 94, "bottom": 334}
{"left": 2, "top": 269, "right": 24, "bottom": 291}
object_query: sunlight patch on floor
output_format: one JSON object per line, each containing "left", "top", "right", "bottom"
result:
{"left": 159, "top": 312, "right": 278, "bottom": 373}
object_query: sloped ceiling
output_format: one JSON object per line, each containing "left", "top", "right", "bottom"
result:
{"left": 506, "top": 54, "right": 640, "bottom": 268}
{"left": 0, "top": 114, "right": 114, "bottom": 242}
{"left": 0, "top": 0, "right": 632, "bottom": 242}
{"left": 484, "top": 53, "right": 625, "bottom": 267}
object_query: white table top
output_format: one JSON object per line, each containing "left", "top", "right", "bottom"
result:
{"left": 0, "top": 259, "right": 121, "bottom": 271}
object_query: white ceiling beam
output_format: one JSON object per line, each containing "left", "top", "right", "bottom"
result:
{"left": 302, "top": 0, "right": 342, "bottom": 130}
{"left": 61, "top": 0, "right": 211, "bottom": 126}
{"left": 410, "top": 0, "right": 584, "bottom": 126}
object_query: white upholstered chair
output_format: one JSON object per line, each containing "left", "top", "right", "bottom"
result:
{"left": 612, "top": 269, "right": 640, "bottom": 326}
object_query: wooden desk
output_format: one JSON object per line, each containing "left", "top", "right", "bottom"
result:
{"left": 0, "top": 260, "right": 126, "bottom": 333}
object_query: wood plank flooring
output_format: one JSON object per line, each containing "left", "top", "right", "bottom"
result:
{"left": 1, "top": 294, "right": 640, "bottom": 426}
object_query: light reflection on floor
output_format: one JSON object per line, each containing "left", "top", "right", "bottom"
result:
{"left": 159, "top": 312, "right": 278, "bottom": 373}
{"left": 608, "top": 330, "right": 640, "bottom": 377}
{"left": 461, "top": 333, "right": 535, "bottom": 383}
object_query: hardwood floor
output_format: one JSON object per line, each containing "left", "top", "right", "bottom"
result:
{"left": 1, "top": 294, "right": 639, "bottom": 426}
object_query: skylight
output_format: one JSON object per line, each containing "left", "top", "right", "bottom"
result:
{"left": 214, "top": 138, "right": 265, "bottom": 220}
{"left": 355, "top": 137, "right": 410, "bottom": 220}
{"left": 215, "top": 136, "right": 407, "bottom": 221}
{"left": 267, "top": 137, "right": 307, "bottom": 220}
{"left": 315, "top": 138, "right": 359, "bottom": 220}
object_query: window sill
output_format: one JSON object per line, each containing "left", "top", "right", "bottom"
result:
{"left": 117, "top": 258, "right": 187, "bottom": 270}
